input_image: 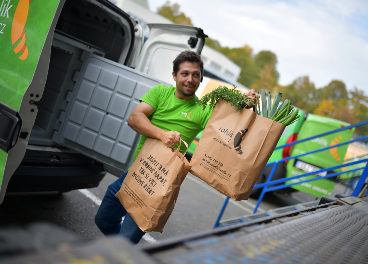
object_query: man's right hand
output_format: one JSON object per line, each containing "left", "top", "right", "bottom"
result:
{"left": 161, "top": 131, "right": 181, "bottom": 148}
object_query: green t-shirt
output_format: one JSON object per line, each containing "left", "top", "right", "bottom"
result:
{"left": 133, "top": 84, "right": 213, "bottom": 161}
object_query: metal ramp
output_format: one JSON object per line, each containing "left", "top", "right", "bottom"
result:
{"left": 2, "top": 196, "right": 368, "bottom": 263}
{"left": 219, "top": 199, "right": 320, "bottom": 227}
{"left": 142, "top": 196, "right": 368, "bottom": 264}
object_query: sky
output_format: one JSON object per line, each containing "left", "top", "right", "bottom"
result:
{"left": 147, "top": 0, "right": 368, "bottom": 94}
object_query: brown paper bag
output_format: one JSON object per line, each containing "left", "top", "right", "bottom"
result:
{"left": 190, "top": 99, "right": 285, "bottom": 201}
{"left": 115, "top": 137, "right": 190, "bottom": 232}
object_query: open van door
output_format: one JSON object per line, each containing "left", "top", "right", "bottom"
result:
{"left": 135, "top": 24, "right": 207, "bottom": 85}
{"left": 51, "top": 25, "right": 206, "bottom": 177}
{"left": 0, "top": 0, "right": 64, "bottom": 203}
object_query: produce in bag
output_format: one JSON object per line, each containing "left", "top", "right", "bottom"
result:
{"left": 190, "top": 87, "right": 293, "bottom": 200}
{"left": 200, "top": 86, "right": 300, "bottom": 126}
{"left": 256, "top": 89, "right": 300, "bottom": 126}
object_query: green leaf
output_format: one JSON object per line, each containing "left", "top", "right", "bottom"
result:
{"left": 270, "top": 92, "right": 282, "bottom": 118}
{"left": 261, "top": 89, "right": 268, "bottom": 118}
{"left": 267, "top": 91, "right": 272, "bottom": 118}
{"left": 198, "top": 85, "right": 253, "bottom": 111}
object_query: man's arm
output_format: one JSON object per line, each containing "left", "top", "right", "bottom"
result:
{"left": 128, "top": 102, "right": 181, "bottom": 148}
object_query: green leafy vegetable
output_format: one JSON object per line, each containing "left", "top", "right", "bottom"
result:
{"left": 198, "top": 86, "right": 299, "bottom": 126}
{"left": 198, "top": 86, "right": 254, "bottom": 111}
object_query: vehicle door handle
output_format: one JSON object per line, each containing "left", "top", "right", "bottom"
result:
{"left": 0, "top": 102, "right": 22, "bottom": 152}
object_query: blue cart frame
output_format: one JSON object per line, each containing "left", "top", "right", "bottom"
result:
{"left": 214, "top": 120, "right": 368, "bottom": 228}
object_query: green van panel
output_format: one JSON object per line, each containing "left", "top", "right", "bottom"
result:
{"left": 0, "top": 0, "right": 60, "bottom": 189}
{"left": 290, "top": 114, "right": 353, "bottom": 169}
{"left": 286, "top": 114, "right": 354, "bottom": 197}
{"left": 267, "top": 111, "right": 305, "bottom": 163}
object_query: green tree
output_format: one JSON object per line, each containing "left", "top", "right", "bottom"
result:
{"left": 247, "top": 50, "right": 279, "bottom": 90}
{"left": 254, "top": 51, "right": 279, "bottom": 82}
{"left": 314, "top": 99, "right": 356, "bottom": 124}
{"left": 205, "top": 38, "right": 222, "bottom": 51}
{"left": 279, "top": 76, "right": 318, "bottom": 113}
{"left": 218, "top": 46, "right": 259, "bottom": 87}
{"left": 314, "top": 100, "right": 335, "bottom": 117}
{"left": 250, "top": 64, "right": 278, "bottom": 93}
{"left": 317, "top": 80, "right": 348, "bottom": 102}
{"left": 311, "top": 81, "right": 368, "bottom": 136}
{"left": 349, "top": 87, "right": 368, "bottom": 136}
{"left": 157, "top": 1, "right": 193, "bottom": 26}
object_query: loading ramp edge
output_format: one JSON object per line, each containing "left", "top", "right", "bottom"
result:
{"left": 2, "top": 195, "right": 368, "bottom": 264}
{"left": 141, "top": 195, "right": 368, "bottom": 264}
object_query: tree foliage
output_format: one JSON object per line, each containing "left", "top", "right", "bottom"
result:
{"left": 250, "top": 63, "right": 278, "bottom": 93}
{"left": 157, "top": 1, "right": 193, "bottom": 26}
{"left": 218, "top": 46, "right": 259, "bottom": 87}
{"left": 314, "top": 100, "right": 336, "bottom": 117}
{"left": 280, "top": 78, "right": 368, "bottom": 136}
{"left": 279, "top": 76, "right": 318, "bottom": 113}
{"left": 348, "top": 87, "right": 368, "bottom": 136}
{"left": 156, "top": 1, "right": 368, "bottom": 136}
{"left": 254, "top": 51, "right": 279, "bottom": 82}
{"left": 205, "top": 38, "right": 222, "bottom": 51}
{"left": 317, "top": 80, "right": 348, "bottom": 103}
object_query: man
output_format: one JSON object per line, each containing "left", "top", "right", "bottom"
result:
{"left": 95, "top": 51, "right": 256, "bottom": 244}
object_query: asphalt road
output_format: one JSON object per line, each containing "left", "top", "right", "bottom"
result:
{"left": 0, "top": 172, "right": 307, "bottom": 246}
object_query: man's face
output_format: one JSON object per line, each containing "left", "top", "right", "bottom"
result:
{"left": 172, "top": 61, "right": 201, "bottom": 100}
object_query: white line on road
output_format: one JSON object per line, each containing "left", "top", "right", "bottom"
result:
{"left": 187, "top": 174, "right": 265, "bottom": 213}
{"left": 78, "top": 189, "right": 158, "bottom": 244}
{"left": 78, "top": 189, "right": 102, "bottom": 205}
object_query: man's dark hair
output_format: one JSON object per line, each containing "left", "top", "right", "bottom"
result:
{"left": 173, "top": 51, "right": 204, "bottom": 78}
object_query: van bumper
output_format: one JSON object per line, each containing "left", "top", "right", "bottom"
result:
{"left": 6, "top": 150, "right": 106, "bottom": 193}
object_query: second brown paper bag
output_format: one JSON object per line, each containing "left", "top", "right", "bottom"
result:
{"left": 115, "top": 137, "right": 190, "bottom": 232}
{"left": 190, "top": 99, "right": 285, "bottom": 201}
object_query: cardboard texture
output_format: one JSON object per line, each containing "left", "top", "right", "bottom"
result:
{"left": 190, "top": 100, "right": 285, "bottom": 201}
{"left": 115, "top": 138, "right": 191, "bottom": 232}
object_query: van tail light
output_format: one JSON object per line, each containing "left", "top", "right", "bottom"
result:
{"left": 282, "top": 133, "right": 298, "bottom": 163}
{"left": 341, "top": 125, "right": 352, "bottom": 130}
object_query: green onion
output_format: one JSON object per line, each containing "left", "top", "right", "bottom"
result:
{"left": 270, "top": 91, "right": 282, "bottom": 119}
{"left": 267, "top": 91, "right": 272, "bottom": 118}
{"left": 261, "top": 89, "right": 268, "bottom": 118}
{"left": 259, "top": 89, "right": 299, "bottom": 126}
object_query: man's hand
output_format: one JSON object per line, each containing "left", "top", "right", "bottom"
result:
{"left": 245, "top": 89, "right": 257, "bottom": 108}
{"left": 128, "top": 102, "right": 182, "bottom": 148}
{"left": 161, "top": 131, "right": 181, "bottom": 148}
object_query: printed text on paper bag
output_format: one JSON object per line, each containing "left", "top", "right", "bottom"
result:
{"left": 131, "top": 155, "right": 170, "bottom": 197}
{"left": 216, "top": 127, "right": 248, "bottom": 155}
{"left": 124, "top": 184, "right": 147, "bottom": 208}
{"left": 200, "top": 153, "right": 232, "bottom": 181}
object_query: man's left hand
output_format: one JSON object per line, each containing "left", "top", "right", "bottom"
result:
{"left": 246, "top": 89, "right": 257, "bottom": 108}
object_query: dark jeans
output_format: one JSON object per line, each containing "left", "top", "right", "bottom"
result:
{"left": 94, "top": 170, "right": 146, "bottom": 244}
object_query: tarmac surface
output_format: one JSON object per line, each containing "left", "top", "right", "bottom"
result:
{"left": 0, "top": 172, "right": 318, "bottom": 245}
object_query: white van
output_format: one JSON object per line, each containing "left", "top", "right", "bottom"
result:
{"left": 0, "top": 0, "right": 206, "bottom": 204}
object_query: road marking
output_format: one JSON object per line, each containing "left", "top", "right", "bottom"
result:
{"left": 78, "top": 189, "right": 102, "bottom": 205}
{"left": 78, "top": 189, "right": 157, "bottom": 244}
{"left": 187, "top": 174, "right": 265, "bottom": 213}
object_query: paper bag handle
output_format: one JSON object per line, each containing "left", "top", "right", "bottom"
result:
{"left": 172, "top": 137, "right": 188, "bottom": 161}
